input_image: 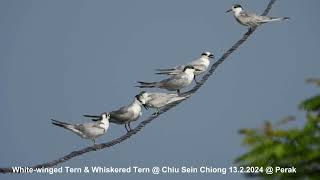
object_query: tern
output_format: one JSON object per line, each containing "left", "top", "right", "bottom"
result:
{"left": 51, "top": 112, "right": 110, "bottom": 145}
{"left": 155, "top": 52, "right": 214, "bottom": 84}
{"left": 137, "top": 91, "right": 190, "bottom": 115}
{"left": 137, "top": 65, "right": 199, "bottom": 95}
{"left": 83, "top": 94, "right": 144, "bottom": 132}
{"left": 226, "top": 4, "right": 289, "bottom": 30}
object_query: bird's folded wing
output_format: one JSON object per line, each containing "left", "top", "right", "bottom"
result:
{"left": 109, "top": 107, "right": 134, "bottom": 123}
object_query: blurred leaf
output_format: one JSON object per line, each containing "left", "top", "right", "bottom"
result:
{"left": 275, "top": 116, "right": 296, "bottom": 127}
{"left": 238, "top": 128, "right": 256, "bottom": 135}
{"left": 299, "top": 95, "right": 320, "bottom": 112}
{"left": 306, "top": 78, "right": 320, "bottom": 86}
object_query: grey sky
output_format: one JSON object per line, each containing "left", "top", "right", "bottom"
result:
{"left": 1, "top": 0, "right": 319, "bottom": 179}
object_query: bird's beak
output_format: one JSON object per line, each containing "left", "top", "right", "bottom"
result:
{"left": 195, "top": 68, "right": 202, "bottom": 71}
{"left": 209, "top": 55, "right": 214, "bottom": 59}
{"left": 226, "top": 9, "right": 232, "bottom": 13}
{"left": 142, "top": 104, "right": 149, "bottom": 110}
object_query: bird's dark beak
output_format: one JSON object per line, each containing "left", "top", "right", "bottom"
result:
{"left": 209, "top": 55, "right": 214, "bottom": 59}
{"left": 195, "top": 68, "right": 202, "bottom": 71}
{"left": 226, "top": 9, "right": 232, "bottom": 13}
{"left": 142, "top": 104, "right": 149, "bottom": 110}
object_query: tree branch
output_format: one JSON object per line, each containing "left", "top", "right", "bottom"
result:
{"left": 0, "top": 0, "right": 277, "bottom": 174}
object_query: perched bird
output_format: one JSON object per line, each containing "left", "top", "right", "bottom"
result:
{"left": 137, "top": 65, "right": 199, "bottom": 95}
{"left": 155, "top": 52, "right": 214, "bottom": 84}
{"left": 83, "top": 94, "right": 144, "bottom": 132}
{"left": 51, "top": 112, "right": 110, "bottom": 145}
{"left": 226, "top": 4, "right": 289, "bottom": 29}
{"left": 137, "top": 91, "right": 190, "bottom": 115}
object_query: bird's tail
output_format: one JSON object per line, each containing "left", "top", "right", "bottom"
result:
{"left": 166, "top": 95, "right": 191, "bottom": 106}
{"left": 155, "top": 72, "right": 172, "bottom": 75}
{"left": 266, "top": 17, "right": 290, "bottom": 22}
{"left": 83, "top": 114, "right": 100, "bottom": 121}
{"left": 155, "top": 71, "right": 179, "bottom": 75}
{"left": 136, "top": 81, "right": 158, "bottom": 88}
{"left": 180, "top": 94, "right": 192, "bottom": 99}
{"left": 174, "top": 94, "right": 192, "bottom": 102}
{"left": 51, "top": 119, "right": 71, "bottom": 129}
{"left": 155, "top": 68, "right": 179, "bottom": 75}
{"left": 155, "top": 68, "right": 175, "bottom": 71}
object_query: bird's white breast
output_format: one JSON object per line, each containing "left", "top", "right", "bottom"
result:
{"left": 131, "top": 103, "right": 142, "bottom": 118}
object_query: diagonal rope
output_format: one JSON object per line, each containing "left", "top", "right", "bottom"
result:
{"left": 0, "top": 0, "right": 277, "bottom": 174}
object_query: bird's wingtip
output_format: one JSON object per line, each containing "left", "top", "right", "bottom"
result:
{"left": 83, "top": 115, "right": 100, "bottom": 118}
{"left": 51, "top": 119, "right": 58, "bottom": 122}
{"left": 155, "top": 72, "right": 169, "bottom": 75}
{"left": 155, "top": 68, "right": 175, "bottom": 71}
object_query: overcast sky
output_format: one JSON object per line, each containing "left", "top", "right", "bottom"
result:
{"left": 1, "top": 0, "right": 320, "bottom": 179}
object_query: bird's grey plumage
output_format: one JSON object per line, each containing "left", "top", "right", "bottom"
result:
{"left": 51, "top": 113, "right": 110, "bottom": 145}
{"left": 137, "top": 65, "right": 198, "bottom": 95}
{"left": 109, "top": 103, "right": 141, "bottom": 124}
{"left": 140, "top": 92, "right": 190, "bottom": 108}
{"left": 227, "top": 4, "right": 289, "bottom": 28}
{"left": 83, "top": 95, "right": 144, "bottom": 132}
{"left": 155, "top": 52, "right": 214, "bottom": 76}
{"left": 138, "top": 91, "right": 190, "bottom": 115}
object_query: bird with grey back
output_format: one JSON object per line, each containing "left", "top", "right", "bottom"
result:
{"left": 51, "top": 112, "right": 110, "bottom": 147}
{"left": 137, "top": 65, "right": 199, "bottom": 95}
{"left": 83, "top": 94, "right": 144, "bottom": 132}
{"left": 155, "top": 52, "right": 214, "bottom": 84}
{"left": 137, "top": 91, "right": 191, "bottom": 115}
{"left": 226, "top": 4, "right": 289, "bottom": 29}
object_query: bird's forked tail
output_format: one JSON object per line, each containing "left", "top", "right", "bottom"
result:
{"left": 136, "top": 81, "right": 158, "bottom": 88}
{"left": 51, "top": 119, "right": 71, "bottom": 129}
{"left": 267, "top": 16, "right": 290, "bottom": 22}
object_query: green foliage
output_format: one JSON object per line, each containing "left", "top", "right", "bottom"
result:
{"left": 299, "top": 95, "right": 320, "bottom": 112}
{"left": 236, "top": 79, "right": 320, "bottom": 179}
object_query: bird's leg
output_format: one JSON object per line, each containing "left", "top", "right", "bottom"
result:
{"left": 92, "top": 139, "right": 99, "bottom": 151}
{"left": 248, "top": 26, "right": 256, "bottom": 32}
{"left": 125, "top": 124, "right": 129, "bottom": 133}
{"left": 94, "top": 140, "right": 102, "bottom": 150}
{"left": 194, "top": 76, "right": 201, "bottom": 84}
{"left": 128, "top": 122, "right": 132, "bottom": 131}
{"left": 152, "top": 108, "right": 160, "bottom": 116}
{"left": 177, "top": 89, "right": 181, "bottom": 95}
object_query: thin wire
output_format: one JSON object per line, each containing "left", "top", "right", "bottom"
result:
{"left": 0, "top": 0, "right": 277, "bottom": 174}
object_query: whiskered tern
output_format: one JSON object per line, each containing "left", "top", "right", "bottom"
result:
{"left": 137, "top": 91, "right": 190, "bottom": 115}
{"left": 137, "top": 65, "right": 199, "bottom": 95}
{"left": 83, "top": 94, "right": 144, "bottom": 132}
{"left": 51, "top": 112, "right": 110, "bottom": 146}
{"left": 226, "top": 4, "right": 289, "bottom": 29}
{"left": 155, "top": 52, "right": 214, "bottom": 84}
